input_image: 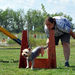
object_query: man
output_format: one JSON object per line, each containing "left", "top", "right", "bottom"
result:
{"left": 44, "top": 16, "right": 75, "bottom": 67}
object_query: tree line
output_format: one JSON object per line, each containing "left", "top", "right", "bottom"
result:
{"left": 0, "top": 7, "right": 74, "bottom": 33}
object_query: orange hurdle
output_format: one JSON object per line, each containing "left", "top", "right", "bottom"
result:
{"left": 19, "top": 30, "right": 57, "bottom": 69}
{"left": 19, "top": 30, "right": 28, "bottom": 68}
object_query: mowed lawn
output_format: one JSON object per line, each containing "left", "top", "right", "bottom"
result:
{"left": 0, "top": 38, "right": 75, "bottom": 75}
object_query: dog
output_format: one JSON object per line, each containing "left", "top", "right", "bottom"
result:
{"left": 22, "top": 46, "right": 48, "bottom": 69}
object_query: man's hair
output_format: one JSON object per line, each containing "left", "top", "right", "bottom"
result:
{"left": 44, "top": 17, "right": 55, "bottom": 25}
{"left": 48, "top": 17, "right": 54, "bottom": 23}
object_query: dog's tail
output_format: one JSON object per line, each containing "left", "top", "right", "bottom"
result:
{"left": 44, "top": 45, "right": 48, "bottom": 50}
{"left": 41, "top": 45, "right": 48, "bottom": 57}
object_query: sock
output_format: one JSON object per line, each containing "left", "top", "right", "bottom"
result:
{"left": 65, "top": 60, "right": 69, "bottom": 63}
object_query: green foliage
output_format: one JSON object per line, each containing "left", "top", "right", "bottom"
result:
{"left": 34, "top": 26, "right": 44, "bottom": 33}
{"left": 7, "top": 39, "right": 17, "bottom": 44}
{"left": 29, "top": 37, "right": 36, "bottom": 47}
{"left": 6, "top": 36, "right": 46, "bottom": 47}
{"left": 29, "top": 37, "right": 46, "bottom": 47}
{"left": 41, "top": 4, "right": 48, "bottom": 18}
{"left": 0, "top": 8, "right": 25, "bottom": 33}
{"left": 25, "top": 9, "right": 45, "bottom": 32}
{"left": 35, "top": 39, "right": 46, "bottom": 46}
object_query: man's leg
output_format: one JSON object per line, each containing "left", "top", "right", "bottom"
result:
{"left": 63, "top": 43, "right": 70, "bottom": 67}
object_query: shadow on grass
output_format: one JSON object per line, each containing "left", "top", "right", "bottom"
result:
{"left": 32, "top": 66, "right": 75, "bottom": 71}
{"left": 0, "top": 48, "right": 20, "bottom": 49}
{"left": 32, "top": 68, "right": 57, "bottom": 71}
{"left": 69, "top": 66, "right": 75, "bottom": 71}
{"left": 57, "top": 66, "right": 75, "bottom": 71}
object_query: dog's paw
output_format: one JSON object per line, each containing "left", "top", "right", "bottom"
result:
{"left": 31, "top": 68, "right": 33, "bottom": 70}
{"left": 31, "top": 67, "right": 33, "bottom": 70}
{"left": 26, "top": 66, "right": 29, "bottom": 69}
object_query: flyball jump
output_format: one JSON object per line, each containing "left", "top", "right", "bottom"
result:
{"left": 19, "top": 30, "right": 57, "bottom": 69}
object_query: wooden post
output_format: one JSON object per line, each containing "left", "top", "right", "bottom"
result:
{"left": 47, "top": 29, "right": 57, "bottom": 68}
{"left": 19, "top": 30, "right": 28, "bottom": 68}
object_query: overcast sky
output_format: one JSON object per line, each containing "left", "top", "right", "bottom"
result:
{"left": 0, "top": 0, "right": 75, "bottom": 23}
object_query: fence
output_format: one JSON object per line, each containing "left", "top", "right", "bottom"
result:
{"left": 29, "top": 34, "right": 47, "bottom": 39}
{"left": 0, "top": 32, "right": 47, "bottom": 43}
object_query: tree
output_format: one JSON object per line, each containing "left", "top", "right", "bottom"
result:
{"left": 0, "top": 8, "right": 26, "bottom": 33}
{"left": 0, "top": 9, "right": 4, "bottom": 25}
{"left": 1, "top": 8, "right": 16, "bottom": 31}
{"left": 25, "top": 9, "right": 45, "bottom": 32}
{"left": 41, "top": 4, "right": 50, "bottom": 18}
{"left": 0, "top": 6, "right": 74, "bottom": 33}
{"left": 13, "top": 9, "right": 26, "bottom": 33}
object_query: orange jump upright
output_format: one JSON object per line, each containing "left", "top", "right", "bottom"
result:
{"left": 19, "top": 30, "right": 28, "bottom": 68}
{"left": 19, "top": 30, "right": 57, "bottom": 69}
{"left": 47, "top": 29, "right": 57, "bottom": 68}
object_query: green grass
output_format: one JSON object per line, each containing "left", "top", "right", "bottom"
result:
{"left": 0, "top": 38, "right": 75, "bottom": 75}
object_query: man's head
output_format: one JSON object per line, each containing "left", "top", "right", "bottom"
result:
{"left": 44, "top": 17, "right": 55, "bottom": 30}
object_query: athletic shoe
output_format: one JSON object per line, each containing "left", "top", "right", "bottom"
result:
{"left": 65, "top": 62, "right": 70, "bottom": 67}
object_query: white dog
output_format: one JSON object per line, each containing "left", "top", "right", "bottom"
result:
{"left": 22, "top": 46, "right": 48, "bottom": 69}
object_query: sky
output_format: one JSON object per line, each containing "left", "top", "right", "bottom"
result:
{"left": 0, "top": 0, "right": 75, "bottom": 24}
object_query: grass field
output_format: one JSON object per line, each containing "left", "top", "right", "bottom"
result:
{"left": 0, "top": 38, "right": 75, "bottom": 75}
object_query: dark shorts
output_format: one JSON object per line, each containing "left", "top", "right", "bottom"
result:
{"left": 55, "top": 33, "right": 70, "bottom": 45}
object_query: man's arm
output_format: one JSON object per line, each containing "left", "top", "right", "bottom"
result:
{"left": 46, "top": 38, "right": 49, "bottom": 45}
{"left": 69, "top": 29, "right": 75, "bottom": 39}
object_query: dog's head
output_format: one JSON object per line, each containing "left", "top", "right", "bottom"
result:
{"left": 22, "top": 47, "right": 32, "bottom": 57}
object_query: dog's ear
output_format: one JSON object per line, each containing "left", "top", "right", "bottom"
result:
{"left": 28, "top": 47, "right": 31, "bottom": 51}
